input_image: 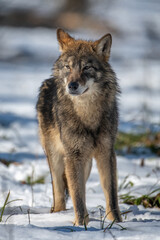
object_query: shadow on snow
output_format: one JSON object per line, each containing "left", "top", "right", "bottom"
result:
{"left": 0, "top": 112, "right": 37, "bottom": 127}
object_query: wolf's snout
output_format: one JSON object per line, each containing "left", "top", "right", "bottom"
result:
{"left": 68, "top": 82, "right": 79, "bottom": 91}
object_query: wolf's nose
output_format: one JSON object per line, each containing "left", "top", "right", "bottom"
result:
{"left": 68, "top": 82, "right": 79, "bottom": 91}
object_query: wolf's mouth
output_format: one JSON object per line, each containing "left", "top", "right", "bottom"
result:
{"left": 83, "top": 88, "right": 89, "bottom": 94}
{"left": 69, "top": 87, "right": 89, "bottom": 96}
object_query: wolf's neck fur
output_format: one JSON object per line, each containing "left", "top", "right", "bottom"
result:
{"left": 71, "top": 90, "right": 104, "bottom": 129}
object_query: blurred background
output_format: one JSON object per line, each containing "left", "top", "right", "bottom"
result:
{"left": 0, "top": 0, "right": 160, "bottom": 162}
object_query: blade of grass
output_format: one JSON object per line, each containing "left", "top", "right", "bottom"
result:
{"left": 84, "top": 214, "right": 89, "bottom": 230}
{"left": 0, "top": 191, "right": 10, "bottom": 222}
{"left": 101, "top": 210, "right": 112, "bottom": 230}
{"left": 120, "top": 210, "right": 132, "bottom": 215}
{"left": 6, "top": 199, "right": 22, "bottom": 205}
{"left": 108, "top": 218, "right": 116, "bottom": 229}
{"left": 103, "top": 218, "right": 116, "bottom": 232}
{"left": 5, "top": 206, "right": 23, "bottom": 223}
{"left": 147, "top": 187, "right": 160, "bottom": 197}
{"left": 116, "top": 223, "right": 127, "bottom": 231}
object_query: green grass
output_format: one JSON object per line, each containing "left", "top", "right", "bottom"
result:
{"left": 115, "top": 131, "right": 160, "bottom": 156}
{"left": 0, "top": 191, "right": 22, "bottom": 222}
{"left": 0, "top": 191, "right": 10, "bottom": 222}
{"left": 84, "top": 214, "right": 89, "bottom": 230}
{"left": 119, "top": 175, "right": 134, "bottom": 191}
{"left": 120, "top": 187, "right": 160, "bottom": 208}
{"left": 21, "top": 175, "right": 46, "bottom": 185}
{"left": 97, "top": 206, "right": 129, "bottom": 231}
{"left": 103, "top": 211, "right": 130, "bottom": 232}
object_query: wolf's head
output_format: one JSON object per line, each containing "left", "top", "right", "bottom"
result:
{"left": 54, "top": 29, "right": 113, "bottom": 97}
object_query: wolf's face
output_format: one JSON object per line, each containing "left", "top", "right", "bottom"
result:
{"left": 58, "top": 54, "right": 102, "bottom": 96}
{"left": 54, "top": 29, "right": 112, "bottom": 97}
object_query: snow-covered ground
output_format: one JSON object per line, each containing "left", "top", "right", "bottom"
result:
{"left": 0, "top": 156, "right": 160, "bottom": 240}
{"left": 0, "top": 0, "right": 160, "bottom": 239}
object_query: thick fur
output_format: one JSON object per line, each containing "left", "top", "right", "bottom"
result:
{"left": 36, "top": 29, "right": 122, "bottom": 225}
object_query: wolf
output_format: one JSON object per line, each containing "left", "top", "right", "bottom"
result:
{"left": 36, "top": 29, "right": 122, "bottom": 226}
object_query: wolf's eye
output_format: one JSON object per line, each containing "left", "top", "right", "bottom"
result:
{"left": 83, "top": 66, "right": 92, "bottom": 71}
{"left": 65, "top": 65, "right": 70, "bottom": 70}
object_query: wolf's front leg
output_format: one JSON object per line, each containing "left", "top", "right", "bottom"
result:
{"left": 64, "top": 156, "right": 88, "bottom": 226}
{"left": 46, "top": 151, "right": 66, "bottom": 213}
{"left": 94, "top": 141, "right": 122, "bottom": 222}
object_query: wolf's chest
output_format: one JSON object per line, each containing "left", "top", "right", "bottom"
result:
{"left": 72, "top": 98, "right": 103, "bottom": 129}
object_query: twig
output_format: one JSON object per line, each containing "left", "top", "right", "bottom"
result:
{"left": 27, "top": 209, "right": 31, "bottom": 224}
{"left": 5, "top": 206, "right": 23, "bottom": 223}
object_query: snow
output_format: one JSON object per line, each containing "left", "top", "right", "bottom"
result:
{"left": 0, "top": 0, "right": 160, "bottom": 239}
{"left": 0, "top": 157, "right": 160, "bottom": 239}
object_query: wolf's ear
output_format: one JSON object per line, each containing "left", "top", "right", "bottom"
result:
{"left": 95, "top": 33, "right": 112, "bottom": 61}
{"left": 57, "top": 28, "right": 74, "bottom": 52}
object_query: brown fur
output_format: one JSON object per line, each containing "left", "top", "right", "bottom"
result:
{"left": 36, "top": 29, "right": 122, "bottom": 225}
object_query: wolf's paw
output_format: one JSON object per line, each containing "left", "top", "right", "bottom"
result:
{"left": 50, "top": 206, "right": 66, "bottom": 213}
{"left": 73, "top": 214, "right": 89, "bottom": 226}
{"left": 106, "top": 211, "right": 122, "bottom": 222}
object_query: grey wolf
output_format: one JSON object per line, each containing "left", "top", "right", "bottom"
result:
{"left": 36, "top": 29, "right": 122, "bottom": 225}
